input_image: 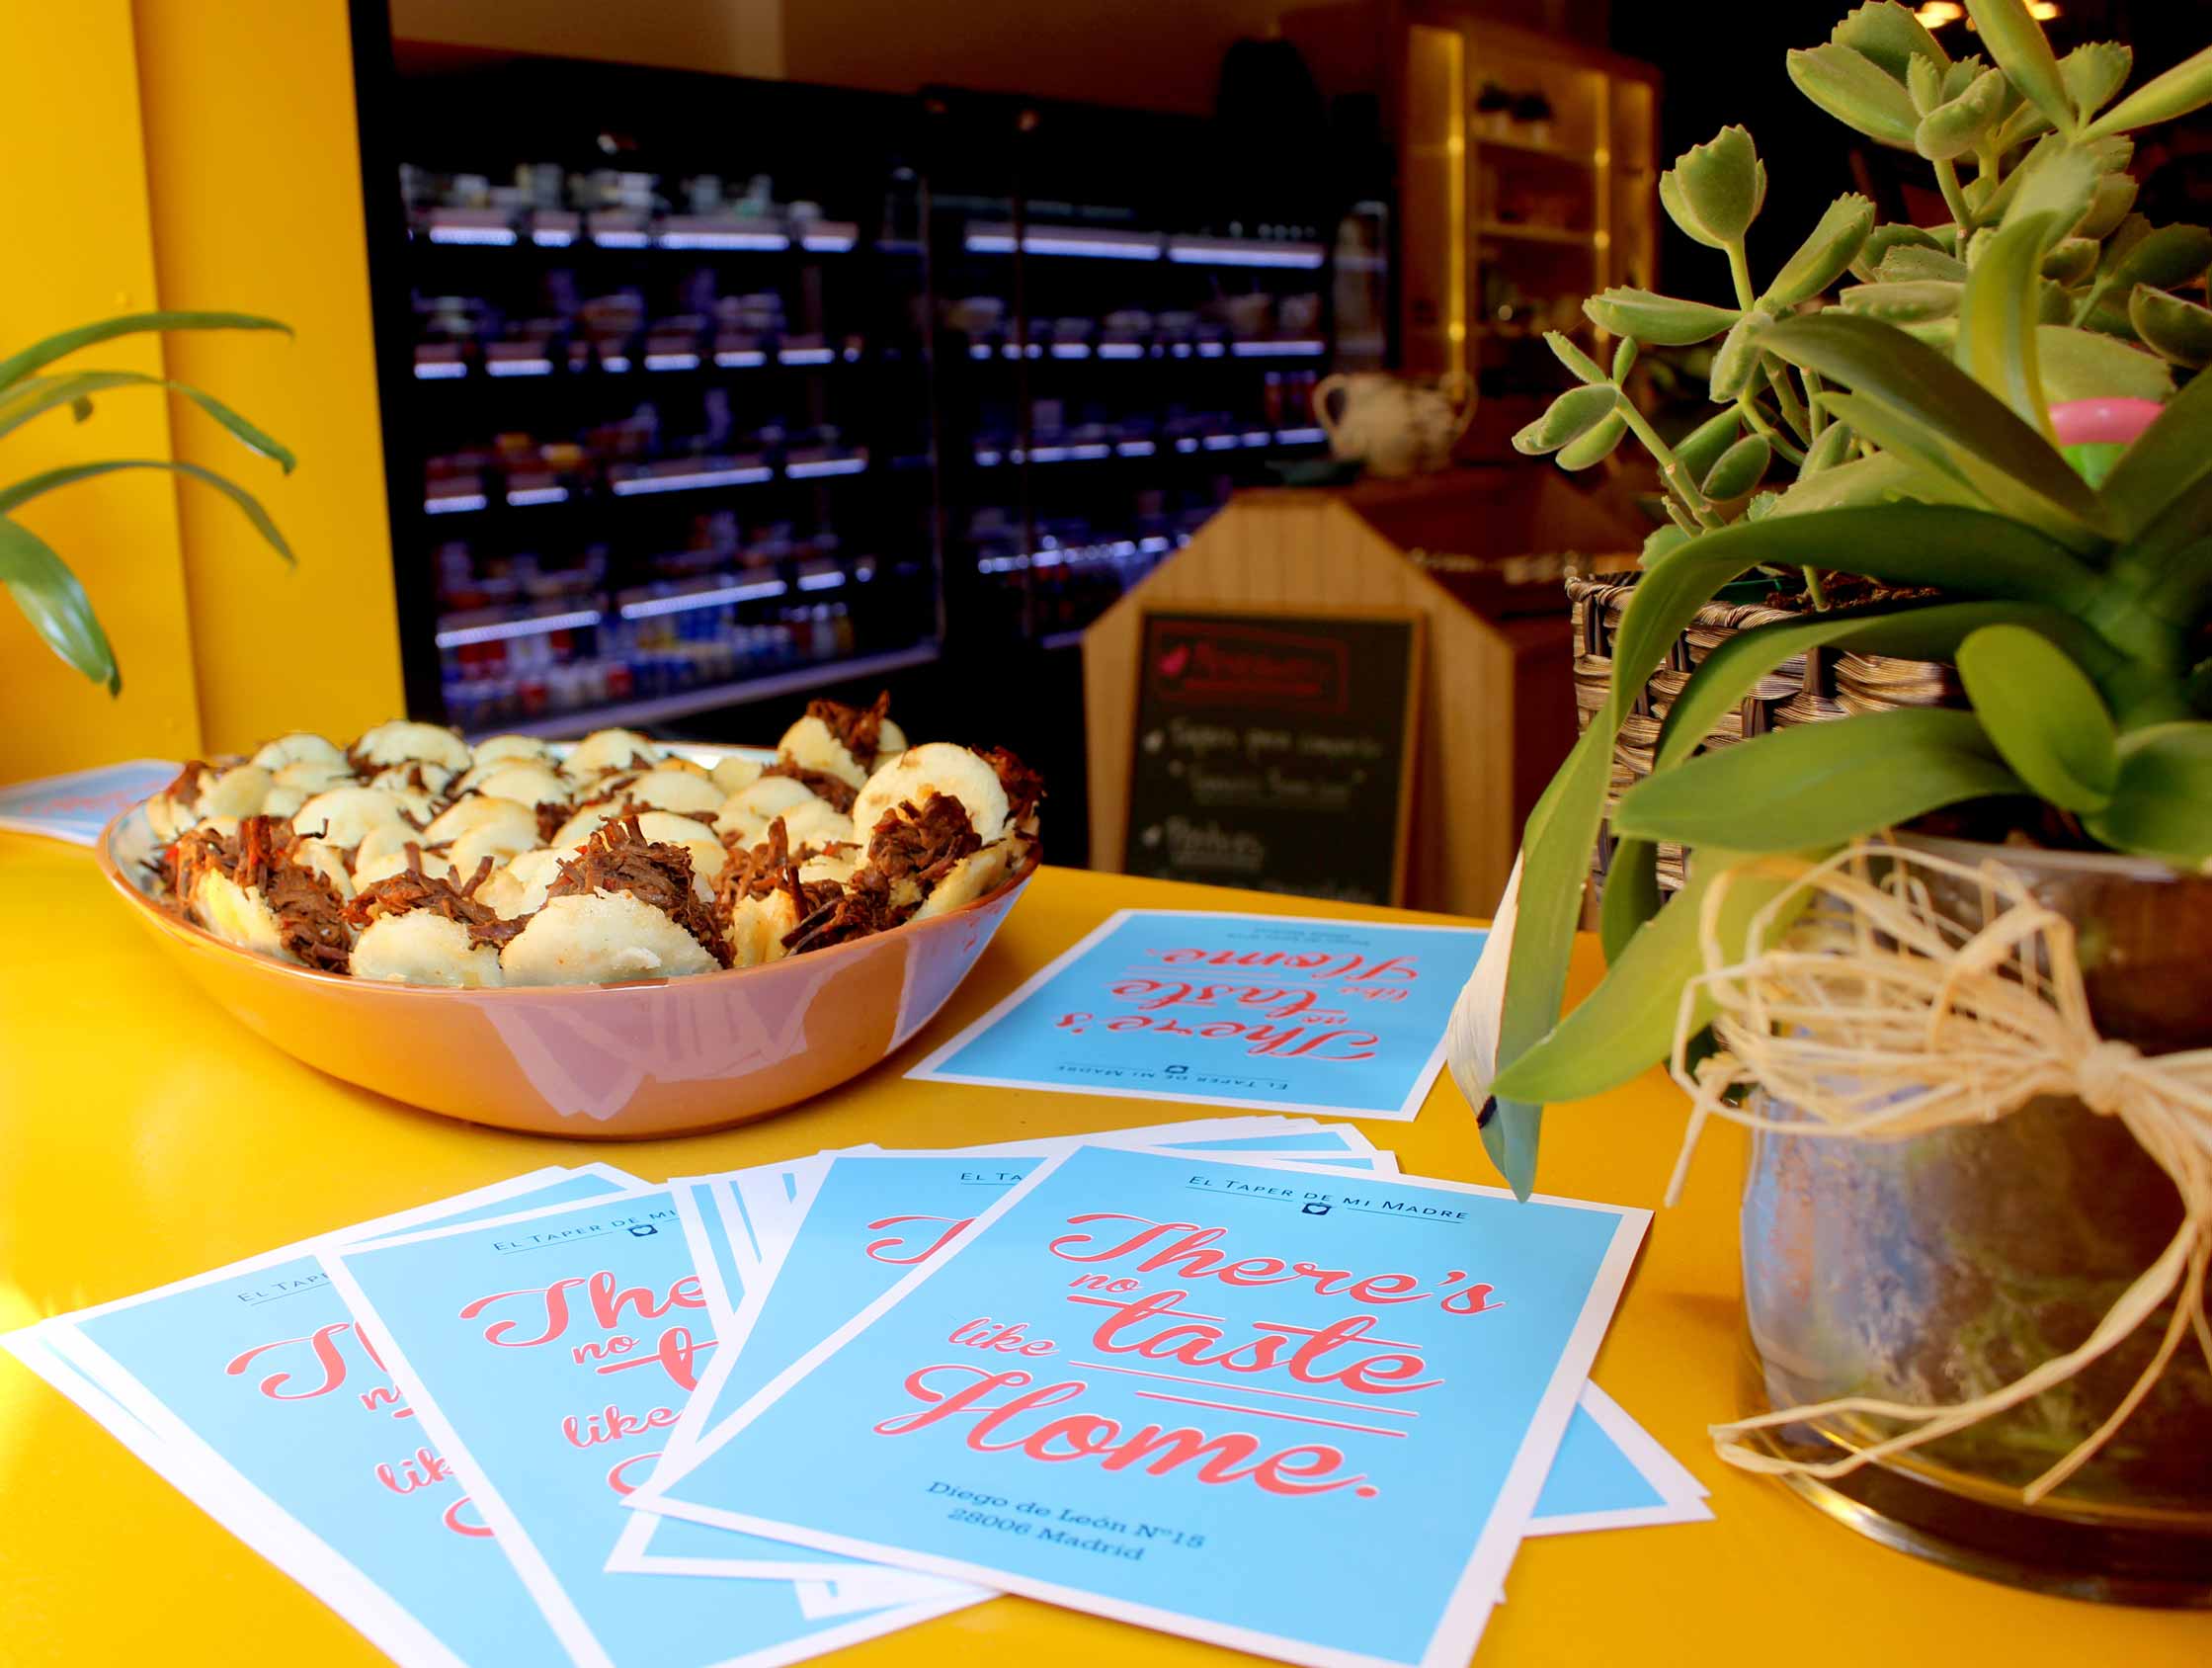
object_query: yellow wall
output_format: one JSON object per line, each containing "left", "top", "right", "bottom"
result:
{"left": 134, "top": 0, "right": 405, "bottom": 755}
{"left": 0, "top": 4, "right": 204, "bottom": 781}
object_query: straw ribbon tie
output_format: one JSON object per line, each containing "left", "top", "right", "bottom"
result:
{"left": 1662, "top": 841, "right": 2212, "bottom": 1505}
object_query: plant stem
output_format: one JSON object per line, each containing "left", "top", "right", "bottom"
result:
{"left": 1802, "top": 367, "right": 1827, "bottom": 437}
{"left": 1724, "top": 243, "right": 1759, "bottom": 312}
{"left": 1734, "top": 391, "right": 1807, "bottom": 466}
{"left": 1933, "top": 157, "right": 1975, "bottom": 235}
{"left": 1762, "top": 363, "right": 1813, "bottom": 446}
{"left": 1614, "top": 392, "right": 1724, "bottom": 530}
{"left": 1801, "top": 566, "right": 1830, "bottom": 610}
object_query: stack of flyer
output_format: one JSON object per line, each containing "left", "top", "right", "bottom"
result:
{"left": 7, "top": 912, "right": 1708, "bottom": 1666}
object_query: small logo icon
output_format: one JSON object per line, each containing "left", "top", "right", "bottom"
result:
{"left": 1302, "top": 1202, "right": 1332, "bottom": 1215}
{"left": 1157, "top": 644, "right": 1190, "bottom": 678}
{"left": 626, "top": 1223, "right": 659, "bottom": 1237}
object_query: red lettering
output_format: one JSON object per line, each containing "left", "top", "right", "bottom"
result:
{"left": 459, "top": 1277, "right": 589, "bottom": 1348}
{"left": 864, "top": 1214, "right": 970, "bottom": 1265}
{"left": 225, "top": 1323, "right": 353, "bottom": 1401}
{"left": 607, "top": 1451, "right": 662, "bottom": 1495}
{"left": 442, "top": 1496, "right": 493, "bottom": 1538}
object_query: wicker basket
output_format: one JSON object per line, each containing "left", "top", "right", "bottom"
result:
{"left": 1567, "top": 573, "right": 1963, "bottom": 895}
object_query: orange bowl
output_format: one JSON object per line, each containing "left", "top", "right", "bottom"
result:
{"left": 96, "top": 801, "right": 1034, "bottom": 1138}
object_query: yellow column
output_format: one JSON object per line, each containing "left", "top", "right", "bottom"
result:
{"left": 134, "top": 0, "right": 406, "bottom": 752}
{"left": 0, "top": 2, "right": 204, "bottom": 782}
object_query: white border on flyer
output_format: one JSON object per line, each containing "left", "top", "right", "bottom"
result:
{"left": 905, "top": 909, "right": 1477, "bottom": 1122}
{"left": 1525, "top": 1382, "right": 1713, "bottom": 1538}
{"left": 625, "top": 1149, "right": 1648, "bottom": 1668}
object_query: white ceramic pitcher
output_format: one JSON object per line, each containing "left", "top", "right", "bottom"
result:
{"left": 1312, "top": 370, "right": 1475, "bottom": 478}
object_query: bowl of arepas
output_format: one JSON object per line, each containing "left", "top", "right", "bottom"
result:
{"left": 96, "top": 696, "right": 1039, "bottom": 1137}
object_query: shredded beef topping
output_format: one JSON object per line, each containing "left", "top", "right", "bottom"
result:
{"left": 173, "top": 814, "right": 353, "bottom": 974}
{"left": 806, "top": 691, "right": 891, "bottom": 763}
{"left": 760, "top": 758, "right": 858, "bottom": 814}
{"left": 547, "top": 811, "right": 731, "bottom": 967}
{"left": 977, "top": 746, "right": 1044, "bottom": 824}
{"left": 343, "top": 851, "right": 520, "bottom": 949}
{"left": 535, "top": 799, "right": 569, "bottom": 844}
{"left": 159, "top": 759, "right": 211, "bottom": 804}
{"left": 868, "top": 792, "right": 980, "bottom": 890}
{"left": 783, "top": 866, "right": 908, "bottom": 956}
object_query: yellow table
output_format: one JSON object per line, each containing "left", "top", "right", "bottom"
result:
{"left": 0, "top": 834, "right": 2196, "bottom": 1665}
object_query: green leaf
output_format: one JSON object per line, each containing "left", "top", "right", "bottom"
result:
{"left": 1956, "top": 623, "right": 2117, "bottom": 810}
{"left": 1877, "top": 245, "right": 1969, "bottom": 283}
{"left": 1707, "top": 311, "right": 1767, "bottom": 401}
{"left": 1654, "top": 600, "right": 2110, "bottom": 777}
{"left": 1614, "top": 708, "right": 2024, "bottom": 851}
{"left": 2074, "top": 173, "right": 2139, "bottom": 242}
{"left": 1839, "top": 280, "right": 1962, "bottom": 321}
{"left": 1916, "top": 65, "right": 2007, "bottom": 160}
{"left": 0, "top": 311, "right": 289, "bottom": 392}
{"left": 2083, "top": 723, "right": 2212, "bottom": 863}
{"left": 2040, "top": 237, "right": 2099, "bottom": 286}
{"left": 1675, "top": 409, "right": 1746, "bottom": 480}
{"left": 1557, "top": 410, "right": 1628, "bottom": 470}
{"left": 1761, "top": 311, "right": 2106, "bottom": 537}
{"left": 1763, "top": 195, "right": 1876, "bottom": 308}
{"left": 1513, "top": 384, "right": 1619, "bottom": 456}
{"left": 1965, "top": 0, "right": 2075, "bottom": 135}
{"left": 1772, "top": 448, "right": 1973, "bottom": 516}
{"left": 2062, "top": 42, "right": 2133, "bottom": 124}
{"left": 1701, "top": 433, "right": 1772, "bottom": 500}
{"left": 1598, "top": 838, "right": 1661, "bottom": 963}
{"left": 1908, "top": 53, "right": 1944, "bottom": 118}
{"left": 1491, "top": 847, "right": 1815, "bottom": 1105}
{"left": 1789, "top": 42, "right": 1922, "bottom": 147}
{"left": 1583, "top": 288, "right": 1740, "bottom": 345}
{"left": 1854, "top": 223, "right": 1946, "bottom": 282}
{"left": 1800, "top": 420, "right": 1855, "bottom": 476}
{"left": 2100, "top": 223, "right": 2212, "bottom": 297}
{"left": 2034, "top": 324, "right": 2173, "bottom": 400}
{"left": 1958, "top": 209, "right": 2062, "bottom": 436}
{"left": 1833, "top": 2, "right": 1949, "bottom": 81}
{"left": 1545, "top": 330, "right": 1609, "bottom": 383}
{"left": 0, "top": 459, "right": 293, "bottom": 563}
{"left": 0, "top": 370, "right": 294, "bottom": 471}
{"left": 1642, "top": 524, "right": 1691, "bottom": 564}
{"left": 0, "top": 516, "right": 119, "bottom": 692}
{"left": 1997, "top": 141, "right": 2102, "bottom": 245}
{"left": 2129, "top": 286, "right": 2212, "bottom": 369}
{"left": 1662, "top": 125, "right": 1765, "bottom": 247}
{"left": 1611, "top": 338, "right": 1638, "bottom": 380}
{"left": 2083, "top": 42, "right": 2212, "bottom": 139}
{"left": 2097, "top": 344, "right": 2212, "bottom": 538}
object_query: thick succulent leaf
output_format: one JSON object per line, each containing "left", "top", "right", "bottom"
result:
{"left": 2075, "top": 173, "right": 2139, "bottom": 242}
{"left": 0, "top": 459, "right": 294, "bottom": 562}
{"left": 1583, "top": 288, "right": 1740, "bottom": 345}
{"left": 1956, "top": 623, "right": 2118, "bottom": 811}
{"left": 2062, "top": 42, "right": 2133, "bottom": 122}
{"left": 0, "top": 369, "right": 295, "bottom": 470}
{"left": 2040, "top": 238, "right": 2099, "bottom": 286}
{"left": 1613, "top": 708, "right": 2023, "bottom": 851}
{"left": 1490, "top": 848, "right": 1814, "bottom": 1106}
{"left": 0, "top": 311, "right": 289, "bottom": 392}
{"left": 1658, "top": 170, "right": 1725, "bottom": 251}
{"left": 1996, "top": 141, "right": 2102, "bottom": 246}
{"left": 1965, "top": 0, "right": 2075, "bottom": 135}
{"left": 1789, "top": 42, "right": 1921, "bottom": 148}
{"left": 2084, "top": 42, "right": 2212, "bottom": 139}
{"left": 1546, "top": 330, "right": 1610, "bottom": 383}
{"left": 1763, "top": 195, "right": 1875, "bottom": 308}
{"left": 1665, "top": 125, "right": 1763, "bottom": 246}
{"left": 1557, "top": 410, "right": 1629, "bottom": 470}
{"left": 2083, "top": 723, "right": 2212, "bottom": 863}
{"left": 1916, "top": 66, "right": 2007, "bottom": 160}
{"left": 1513, "top": 384, "right": 1619, "bottom": 456}
{"left": 1701, "top": 434, "right": 1772, "bottom": 500}
{"left": 1761, "top": 312, "right": 2105, "bottom": 536}
{"left": 0, "top": 516, "right": 119, "bottom": 692}
{"left": 1707, "top": 311, "right": 1768, "bottom": 401}
{"left": 2129, "top": 286, "right": 2212, "bottom": 369}
{"left": 1833, "top": 2, "right": 1949, "bottom": 81}
{"left": 1958, "top": 209, "right": 2063, "bottom": 436}
{"left": 1654, "top": 600, "right": 2109, "bottom": 777}
{"left": 2101, "top": 223, "right": 2212, "bottom": 296}
{"left": 1642, "top": 523, "right": 1692, "bottom": 564}
{"left": 1877, "top": 244, "right": 1969, "bottom": 283}
{"left": 1800, "top": 420, "right": 1856, "bottom": 475}
{"left": 1854, "top": 223, "right": 1946, "bottom": 281}
{"left": 2033, "top": 324, "right": 2173, "bottom": 400}
{"left": 1675, "top": 409, "right": 1746, "bottom": 480}
{"left": 1839, "top": 280, "right": 1961, "bottom": 321}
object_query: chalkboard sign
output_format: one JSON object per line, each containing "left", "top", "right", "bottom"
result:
{"left": 1121, "top": 608, "right": 1422, "bottom": 905}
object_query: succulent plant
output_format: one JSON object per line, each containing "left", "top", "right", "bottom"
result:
{"left": 1461, "top": 0, "right": 2212, "bottom": 1199}
{"left": 1, "top": 311, "right": 293, "bottom": 694}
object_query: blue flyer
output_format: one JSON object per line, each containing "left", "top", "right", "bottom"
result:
{"left": 0, "top": 757, "right": 175, "bottom": 846}
{"left": 31, "top": 1165, "right": 640, "bottom": 1668}
{"left": 629, "top": 1145, "right": 1647, "bottom": 1668}
{"left": 323, "top": 1188, "right": 983, "bottom": 1668}
{"left": 908, "top": 910, "right": 1486, "bottom": 1121}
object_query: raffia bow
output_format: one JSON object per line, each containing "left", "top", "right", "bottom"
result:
{"left": 1663, "top": 841, "right": 2212, "bottom": 1503}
